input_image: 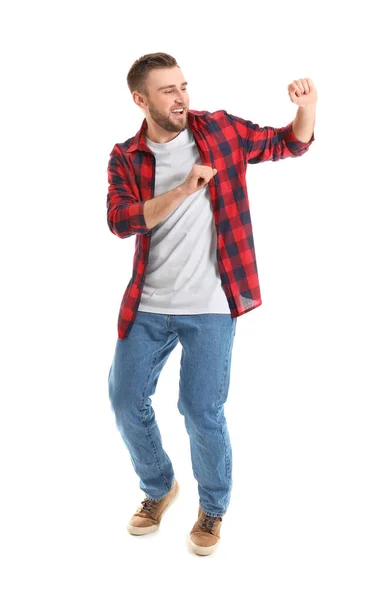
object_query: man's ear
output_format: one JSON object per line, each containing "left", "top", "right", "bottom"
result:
{"left": 132, "top": 91, "right": 145, "bottom": 110}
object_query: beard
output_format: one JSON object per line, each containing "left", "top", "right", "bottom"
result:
{"left": 147, "top": 103, "right": 187, "bottom": 133}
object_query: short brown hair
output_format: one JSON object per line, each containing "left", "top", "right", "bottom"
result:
{"left": 126, "top": 52, "right": 179, "bottom": 97}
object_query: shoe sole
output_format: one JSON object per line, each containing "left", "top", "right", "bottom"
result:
{"left": 188, "top": 537, "right": 220, "bottom": 555}
{"left": 127, "top": 480, "right": 180, "bottom": 536}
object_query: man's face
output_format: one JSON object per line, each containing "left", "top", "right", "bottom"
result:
{"left": 140, "top": 67, "right": 189, "bottom": 133}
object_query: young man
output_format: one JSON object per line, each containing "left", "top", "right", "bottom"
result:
{"left": 107, "top": 52, "right": 316, "bottom": 556}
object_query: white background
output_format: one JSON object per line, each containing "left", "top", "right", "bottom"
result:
{"left": 1, "top": 0, "right": 379, "bottom": 598}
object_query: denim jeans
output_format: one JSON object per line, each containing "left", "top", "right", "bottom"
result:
{"left": 107, "top": 310, "right": 237, "bottom": 517}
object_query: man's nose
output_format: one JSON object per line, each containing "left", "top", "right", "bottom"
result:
{"left": 174, "top": 92, "right": 186, "bottom": 104}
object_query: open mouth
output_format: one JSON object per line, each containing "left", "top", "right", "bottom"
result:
{"left": 171, "top": 108, "right": 185, "bottom": 116}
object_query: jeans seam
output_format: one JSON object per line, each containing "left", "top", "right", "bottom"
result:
{"left": 216, "top": 330, "right": 234, "bottom": 482}
{"left": 145, "top": 478, "right": 175, "bottom": 501}
{"left": 138, "top": 353, "right": 171, "bottom": 494}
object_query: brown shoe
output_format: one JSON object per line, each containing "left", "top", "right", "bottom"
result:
{"left": 127, "top": 479, "right": 180, "bottom": 535}
{"left": 189, "top": 507, "right": 223, "bottom": 555}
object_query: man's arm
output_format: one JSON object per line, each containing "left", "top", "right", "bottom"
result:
{"left": 143, "top": 185, "right": 189, "bottom": 229}
{"left": 106, "top": 149, "right": 150, "bottom": 238}
{"left": 106, "top": 147, "right": 190, "bottom": 238}
{"left": 223, "top": 110, "right": 315, "bottom": 164}
{"left": 292, "top": 104, "right": 316, "bottom": 143}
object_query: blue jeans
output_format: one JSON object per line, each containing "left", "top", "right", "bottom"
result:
{"left": 107, "top": 310, "right": 237, "bottom": 517}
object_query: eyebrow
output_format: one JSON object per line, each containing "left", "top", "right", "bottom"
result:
{"left": 157, "top": 81, "right": 188, "bottom": 91}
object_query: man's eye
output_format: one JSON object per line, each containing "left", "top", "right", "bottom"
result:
{"left": 165, "top": 89, "right": 187, "bottom": 94}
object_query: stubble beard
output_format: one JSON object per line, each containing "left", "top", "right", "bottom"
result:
{"left": 148, "top": 104, "right": 187, "bottom": 133}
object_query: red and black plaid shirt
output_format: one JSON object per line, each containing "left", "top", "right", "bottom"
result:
{"left": 107, "top": 108, "right": 315, "bottom": 339}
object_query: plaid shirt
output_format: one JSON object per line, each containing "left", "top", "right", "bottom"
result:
{"left": 107, "top": 108, "right": 315, "bottom": 339}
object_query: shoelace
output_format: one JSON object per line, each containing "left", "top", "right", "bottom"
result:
{"left": 198, "top": 514, "right": 222, "bottom": 533}
{"left": 138, "top": 497, "right": 159, "bottom": 515}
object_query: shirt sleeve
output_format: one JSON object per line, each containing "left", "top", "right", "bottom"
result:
{"left": 106, "top": 145, "right": 151, "bottom": 238}
{"left": 223, "top": 110, "right": 315, "bottom": 164}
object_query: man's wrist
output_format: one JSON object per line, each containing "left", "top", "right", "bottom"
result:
{"left": 177, "top": 183, "right": 190, "bottom": 198}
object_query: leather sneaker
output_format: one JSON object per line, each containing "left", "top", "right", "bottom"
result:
{"left": 189, "top": 507, "right": 223, "bottom": 555}
{"left": 127, "top": 479, "right": 180, "bottom": 535}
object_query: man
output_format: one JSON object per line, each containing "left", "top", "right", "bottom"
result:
{"left": 107, "top": 52, "right": 316, "bottom": 556}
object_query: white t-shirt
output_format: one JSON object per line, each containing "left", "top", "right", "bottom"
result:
{"left": 138, "top": 125, "right": 230, "bottom": 314}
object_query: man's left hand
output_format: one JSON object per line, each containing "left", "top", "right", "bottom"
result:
{"left": 288, "top": 78, "right": 318, "bottom": 107}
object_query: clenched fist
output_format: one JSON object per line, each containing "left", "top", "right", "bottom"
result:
{"left": 288, "top": 78, "right": 318, "bottom": 107}
{"left": 182, "top": 164, "right": 218, "bottom": 196}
